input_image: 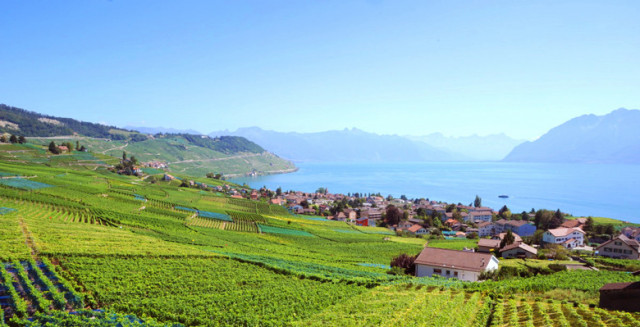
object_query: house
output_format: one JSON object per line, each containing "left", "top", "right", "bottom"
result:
{"left": 503, "top": 220, "right": 537, "bottom": 237}
{"left": 621, "top": 227, "right": 640, "bottom": 243}
{"left": 599, "top": 282, "right": 640, "bottom": 312}
{"left": 444, "top": 219, "right": 460, "bottom": 228}
{"left": 414, "top": 247, "right": 499, "bottom": 282}
{"left": 478, "top": 222, "right": 494, "bottom": 237}
{"left": 543, "top": 227, "right": 585, "bottom": 249}
{"left": 58, "top": 145, "right": 68, "bottom": 152}
{"left": 596, "top": 234, "right": 640, "bottom": 260}
{"left": 356, "top": 217, "right": 372, "bottom": 227}
{"left": 561, "top": 218, "right": 587, "bottom": 229}
{"left": 163, "top": 174, "right": 176, "bottom": 181}
{"left": 500, "top": 242, "right": 538, "bottom": 259}
{"left": 468, "top": 210, "right": 493, "bottom": 222}
{"left": 493, "top": 232, "right": 523, "bottom": 244}
{"left": 477, "top": 239, "right": 501, "bottom": 253}
{"left": 407, "top": 224, "right": 428, "bottom": 235}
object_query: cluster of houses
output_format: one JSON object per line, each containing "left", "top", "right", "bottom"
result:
{"left": 595, "top": 226, "right": 640, "bottom": 260}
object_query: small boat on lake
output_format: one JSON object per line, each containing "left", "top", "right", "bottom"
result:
{"left": 498, "top": 195, "right": 509, "bottom": 198}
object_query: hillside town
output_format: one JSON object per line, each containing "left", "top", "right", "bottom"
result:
{"left": 180, "top": 177, "right": 640, "bottom": 264}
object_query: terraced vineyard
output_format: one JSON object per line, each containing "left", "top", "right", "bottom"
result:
{"left": 490, "top": 296, "right": 640, "bottom": 327}
{"left": 0, "top": 156, "right": 639, "bottom": 326}
{"left": 0, "top": 259, "right": 84, "bottom": 322}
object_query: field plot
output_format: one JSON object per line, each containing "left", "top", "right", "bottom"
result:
{"left": 60, "top": 256, "right": 365, "bottom": 327}
{"left": 257, "top": 224, "right": 314, "bottom": 237}
{"left": 489, "top": 296, "right": 640, "bottom": 327}
{"left": 0, "top": 178, "right": 52, "bottom": 190}
{"left": 0, "top": 259, "right": 84, "bottom": 322}
{"left": 294, "top": 285, "right": 491, "bottom": 327}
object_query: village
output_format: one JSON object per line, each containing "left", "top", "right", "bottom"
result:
{"left": 128, "top": 163, "right": 640, "bottom": 313}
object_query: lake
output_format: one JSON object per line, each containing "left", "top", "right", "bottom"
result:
{"left": 230, "top": 162, "right": 640, "bottom": 223}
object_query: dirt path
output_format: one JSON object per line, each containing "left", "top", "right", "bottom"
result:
{"left": 168, "top": 153, "right": 261, "bottom": 164}
{"left": 18, "top": 218, "right": 38, "bottom": 258}
{"left": 99, "top": 142, "right": 128, "bottom": 154}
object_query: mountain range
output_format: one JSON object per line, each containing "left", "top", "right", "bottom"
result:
{"left": 207, "top": 127, "right": 523, "bottom": 162}
{"left": 209, "top": 127, "right": 473, "bottom": 162}
{"left": 503, "top": 108, "right": 640, "bottom": 164}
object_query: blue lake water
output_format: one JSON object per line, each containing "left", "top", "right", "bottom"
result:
{"left": 231, "top": 162, "right": 640, "bottom": 223}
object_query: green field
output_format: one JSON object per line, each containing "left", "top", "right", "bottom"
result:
{"left": 0, "top": 150, "right": 639, "bottom": 326}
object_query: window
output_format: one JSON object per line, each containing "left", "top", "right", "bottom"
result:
{"left": 446, "top": 270, "right": 451, "bottom": 275}
{"left": 434, "top": 269, "right": 442, "bottom": 274}
{"left": 453, "top": 271, "right": 458, "bottom": 277}
{"left": 615, "top": 242, "right": 622, "bottom": 246}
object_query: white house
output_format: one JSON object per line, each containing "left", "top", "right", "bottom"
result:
{"left": 414, "top": 247, "right": 499, "bottom": 282}
{"left": 543, "top": 227, "right": 585, "bottom": 249}
{"left": 469, "top": 210, "right": 493, "bottom": 223}
{"left": 477, "top": 222, "right": 494, "bottom": 237}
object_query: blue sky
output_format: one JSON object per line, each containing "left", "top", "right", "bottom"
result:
{"left": 1, "top": 1, "right": 639, "bottom": 140}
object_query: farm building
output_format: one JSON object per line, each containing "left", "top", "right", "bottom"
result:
{"left": 499, "top": 242, "right": 538, "bottom": 259}
{"left": 599, "top": 282, "right": 640, "bottom": 312}
{"left": 414, "top": 247, "right": 499, "bottom": 282}
{"left": 595, "top": 234, "right": 640, "bottom": 260}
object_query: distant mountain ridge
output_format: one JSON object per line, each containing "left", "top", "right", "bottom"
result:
{"left": 504, "top": 108, "right": 640, "bottom": 163}
{"left": 210, "top": 127, "right": 469, "bottom": 162}
{"left": 406, "top": 133, "right": 524, "bottom": 161}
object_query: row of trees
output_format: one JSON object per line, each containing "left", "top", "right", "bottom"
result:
{"left": 48, "top": 141, "right": 86, "bottom": 154}
{"left": 1, "top": 134, "right": 26, "bottom": 144}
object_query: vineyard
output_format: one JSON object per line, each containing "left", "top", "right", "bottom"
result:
{"left": 0, "top": 156, "right": 639, "bottom": 326}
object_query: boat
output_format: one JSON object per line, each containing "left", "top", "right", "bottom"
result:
{"left": 498, "top": 195, "right": 509, "bottom": 198}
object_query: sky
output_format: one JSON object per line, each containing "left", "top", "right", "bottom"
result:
{"left": 1, "top": 1, "right": 639, "bottom": 140}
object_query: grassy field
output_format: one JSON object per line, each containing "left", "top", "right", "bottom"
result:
{"left": 0, "top": 149, "right": 639, "bottom": 326}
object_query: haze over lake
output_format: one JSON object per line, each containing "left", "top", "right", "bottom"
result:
{"left": 232, "top": 162, "right": 640, "bottom": 224}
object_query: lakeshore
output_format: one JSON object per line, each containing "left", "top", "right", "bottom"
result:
{"left": 231, "top": 161, "right": 640, "bottom": 224}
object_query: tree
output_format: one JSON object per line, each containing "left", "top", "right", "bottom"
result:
{"left": 474, "top": 195, "right": 482, "bottom": 208}
{"left": 499, "top": 205, "right": 512, "bottom": 219}
{"left": 300, "top": 200, "right": 309, "bottom": 209}
{"left": 18, "top": 136, "right": 26, "bottom": 144}
{"left": 604, "top": 224, "right": 615, "bottom": 236}
{"left": 583, "top": 217, "right": 595, "bottom": 234}
{"left": 445, "top": 204, "right": 456, "bottom": 213}
{"left": 521, "top": 211, "right": 530, "bottom": 221}
{"left": 9, "top": 135, "right": 17, "bottom": 144}
{"left": 0, "top": 135, "right": 6, "bottom": 143}
{"left": 400, "top": 195, "right": 408, "bottom": 201}
{"left": 531, "top": 230, "right": 544, "bottom": 245}
{"left": 122, "top": 151, "right": 127, "bottom": 161}
{"left": 316, "top": 187, "right": 326, "bottom": 194}
{"left": 549, "top": 209, "right": 564, "bottom": 229}
{"left": 500, "top": 229, "right": 516, "bottom": 248}
{"left": 386, "top": 195, "right": 394, "bottom": 201}
{"left": 48, "top": 141, "right": 59, "bottom": 154}
{"left": 276, "top": 187, "right": 282, "bottom": 196}
{"left": 389, "top": 253, "right": 417, "bottom": 275}
{"left": 76, "top": 140, "right": 80, "bottom": 150}
{"left": 385, "top": 205, "right": 402, "bottom": 226}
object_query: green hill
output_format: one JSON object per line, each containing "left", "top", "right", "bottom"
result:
{"left": 0, "top": 103, "right": 295, "bottom": 177}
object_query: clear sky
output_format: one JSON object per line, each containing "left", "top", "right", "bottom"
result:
{"left": 1, "top": 1, "right": 639, "bottom": 140}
